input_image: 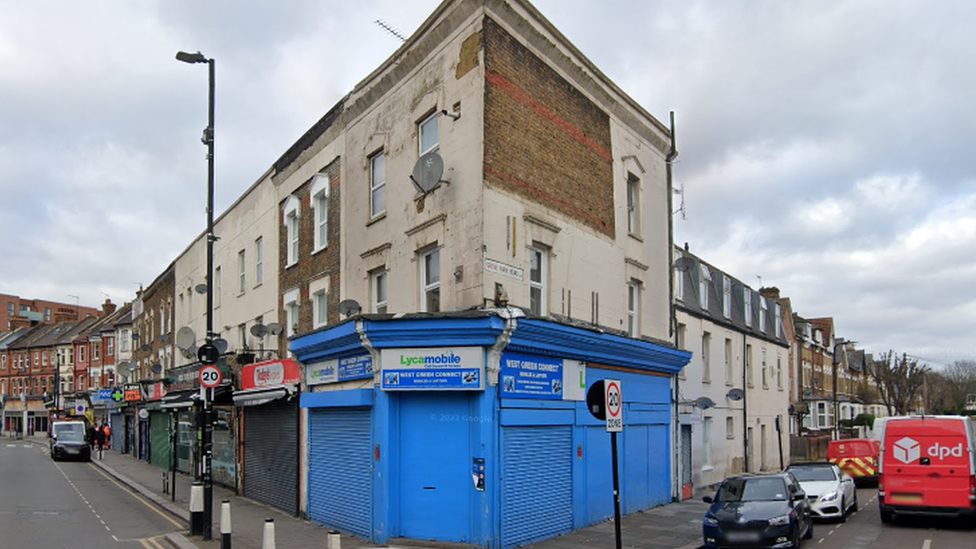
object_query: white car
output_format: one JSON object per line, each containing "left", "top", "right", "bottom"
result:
{"left": 786, "top": 462, "right": 857, "bottom": 521}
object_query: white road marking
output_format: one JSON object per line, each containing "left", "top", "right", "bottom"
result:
{"left": 921, "top": 540, "right": 931, "bottom": 549}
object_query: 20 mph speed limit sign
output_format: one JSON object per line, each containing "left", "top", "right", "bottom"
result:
{"left": 199, "top": 365, "right": 222, "bottom": 388}
{"left": 605, "top": 379, "right": 622, "bottom": 432}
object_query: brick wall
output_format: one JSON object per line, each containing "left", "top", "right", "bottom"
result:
{"left": 483, "top": 17, "right": 614, "bottom": 238}
{"left": 278, "top": 157, "right": 342, "bottom": 350}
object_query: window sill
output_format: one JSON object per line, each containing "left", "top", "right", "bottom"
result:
{"left": 285, "top": 261, "right": 298, "bottom": 270}
{"left": 701, "top": 466, "right": 714, "bottom": 473}
{"left": 312, "top": 246, "right": 328, "bottom": 257}
{"left": 253, "top": 282, "right": 263, "bottom": 290}
{"left": 702, "top": 379, "right": 711, "bottom": 384}
{"left": 366, "top": 213, "right": 387, "bottom": 227}
{"left": 627, "top": 232, "right": 643, "bottom": 243}
{"left": 726, "top": 436, "right": 735, "bottom": 440}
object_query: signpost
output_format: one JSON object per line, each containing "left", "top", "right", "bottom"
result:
{"left": 587, "top": 379, "right": 623, "bottom": 549}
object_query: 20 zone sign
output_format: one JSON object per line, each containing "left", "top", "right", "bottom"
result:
{"left": 199, "top": 365, "right": 222, "bottom": 388}
{"left": 605, "top": 379, "right": 622, "bottom": 432}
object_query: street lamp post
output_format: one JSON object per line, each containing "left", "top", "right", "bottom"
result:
{"left": 176, "top": 49, "right": 215, "bottom": 541}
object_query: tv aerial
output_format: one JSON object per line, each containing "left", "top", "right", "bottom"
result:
{"left": 410, "top": 151, "right": 449, "bottom": 195}
{"left": 338, "top": 299, "right": 362, "bottom": 318}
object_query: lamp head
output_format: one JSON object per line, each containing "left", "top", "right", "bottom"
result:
{"left": 176, "top": 51, "right": 208, "bottom": 64}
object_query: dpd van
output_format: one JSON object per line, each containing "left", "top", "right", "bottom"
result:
{"left": 878, "top": 415, "right": 976, "bottom": 523}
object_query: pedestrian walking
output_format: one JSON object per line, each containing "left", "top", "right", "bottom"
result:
{"left": 102, "top": 423, "right": 112, "bottom": 450}
{"left": 95, "top": 423, "right": 106, "bottom": 459}
{"left": 87, "top": 423, "right": 98, "bottom": 452}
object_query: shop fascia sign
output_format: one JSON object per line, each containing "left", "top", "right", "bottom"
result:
{"left": 241, "top": 358, "right": 302, "bottom": 390}
{"left": 306, "top": 354, "right": 373, "bottom": 386}
{"left": 499, "top": 351, "right": 586, "bottom": 401}
{"left": 380, "top": 347, "right": 484, "bottom": 391}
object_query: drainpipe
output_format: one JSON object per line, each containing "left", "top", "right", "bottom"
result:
{"left": 666, "top": 111, "right": 681, "bottom": 499}
{"left": 487, "top": 307, "right": 520, "bottom": 385}
{"left": 743, "top": 331, "right": 749, "bottom": 472}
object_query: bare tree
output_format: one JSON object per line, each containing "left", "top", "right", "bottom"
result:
{"left": 933, "top": 360, "right": 976, "bottom": 412}
{"left": 867, "top": 351, "right": 929, "bottom": 416}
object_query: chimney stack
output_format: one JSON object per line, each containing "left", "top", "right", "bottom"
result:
{"left": 102, "top": 299, "right": 117, "bottom": 316}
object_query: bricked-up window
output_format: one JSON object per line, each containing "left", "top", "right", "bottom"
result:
{"left": 420, "top": 248, "right": 440, "bottom": 312}
{"left": 284, "top": 289, "right": 299, "bottom": 338}
{"left": 702, "top": 332, "right": 712, "bottom": 382}
{"left": 761, "top": 347, "right": 768, "bottom": 388}
{"left": 777, "top": 354, "right": 783, "bottom": 389}
{"left": 699, "top": 264, "right": 711, "bottom": 310}
{"left": 255, "top": 237, "right": 264, "bottom": 286}
{"left": 313, "top": 290, "right": 328, "bottom": 329}
{"left": 214, "top": 267, "right": 222, "bottom": 307}
{"left": 726, "top": 417, "right": 735, "bottom": 439}
{"left": 530, "top": 246, "right": 548, "bottom": 316}
{"left": 419, "top": 112, "right": 439, "bottom": 155}
{"left": 370, "top": 151, "right": 386, "bottom": 219}
{"left": 725, "top": 338, "right": 733, "bottom": 384}
{"left": 743, "top": 289, "right": 753, "bottom": 327}
{"left": 372, "top": 270, "right": 388, "bottom": 314}
{"left": 627, "top": 280, "right": 640, "bottom": 337}
{"left": 746, "top": 344, "right": 754, "bottom": 386}
{"left": 311, "top": 174, "right": 329, "bottom": 252}
{"left": 284, "top": 195, "right": 300, "bottom": 267}
{"left": 238, "top": 249, "right": 247, "bottom": 294}
{"left": 626, "top": 173, "right": 641, "bottom": 236}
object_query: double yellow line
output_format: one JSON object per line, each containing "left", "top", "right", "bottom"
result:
{"left": 139, "top": 536, "right": 168, "bottom": 549}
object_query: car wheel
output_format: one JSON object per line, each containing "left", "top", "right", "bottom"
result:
{"left": 880, "top": 509, "right": 893, "bottom": 524}
{"left": 851, "top": 493, "right": 858, "bottom": 512}
{"left": 803, "top": 520, "right": 814, "bottom": 539}
{"left": 839, "top": 497, "right": 848, "bottom": 523}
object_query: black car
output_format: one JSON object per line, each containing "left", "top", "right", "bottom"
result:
{"left": 703, "top": 472, "right": 814, "bottom": 549}
{"left": 50, "top": 423, "right": 91, "bottom": 462}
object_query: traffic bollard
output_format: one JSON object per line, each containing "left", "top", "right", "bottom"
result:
{"left": 327, "top": 530, "right": 341, "bottom": 549}
{"left": 220, "top": 500, "right": 232, "bottom": 549}
{"left": 189, "top": 482, "right": 204, "bottom": 536}
{"left": 262, "top": 518, "right": 275, "bottom": 549}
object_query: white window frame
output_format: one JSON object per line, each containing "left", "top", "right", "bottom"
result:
{"left": 255, "top": 237, "right": 264, "bottom": 286}
{"left": 743, "top": 289, "right": 752, "bottom": 327}
{"left": 777, "top": 355, "right": 783, "bottom": 390}
{"left": 699, "top": 264, "right": 710, "bottom": 310}
{"left": 627, "top": 280, "right": 640, "bottom": 337}
{"left": 238, "top": 249, "right": 246, "bottom": 294}
{"left": 722, "top": 275, "right": 731, "bottom": 318}
{"left": 775, "top": 303, "right": 782, "bottom": 339}
{"left": 284, "top": 289, "right": 299, "bottom": 339}
{"left": 311, "top": 174, "right": 329, "bottom": 252}
{"left": 702, "top": 417, "right": 713, "bottom": 468}
{"left": 761, "top": 347, "right": 768, "bottom": 388}
{"left": 284, "top": 195, "right": 300, "bottom": 267}
{"left": 702, "top": 332, "right": 711, "bottom": 382}
{"left": 726, "top": 416, "right": 735, "bottom": 439}
{"left": 420, "top": 248, "right": 440, "bottom": 313}
{"left": 724, "top": 338, "right": 733, "bottom": 384}
{"left": 372, "top": 270, "right": 388, "bottom": 314}
{"left": 760, "top": 297, "right": 768, "bottom": 332}
{"left": 530, "top": 245, "right": 548, "bottom": 316}
{"left": 370, "top": 151, "right": 386, "bottom": 219}
{"left": 746, "top": 344, "right": 753, "bottom": 386}
{"left": 626, "top": 173, "right": 641, "bottom": 236}
{"left": 419, "top": 112, "right": 439, "bottom": 156}
{"left": 313, "top": 289, "right": 328, "bottom": 329}
{"left": 674, "top": 251, "right": 685, "bottom": 301}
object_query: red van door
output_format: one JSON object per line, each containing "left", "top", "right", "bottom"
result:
{"left": 882, "top": 418, "right": 973, "bottom": 510}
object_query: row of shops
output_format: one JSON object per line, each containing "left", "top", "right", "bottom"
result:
{"left": 10, "top": 312, "right": 690, "bottom": 549}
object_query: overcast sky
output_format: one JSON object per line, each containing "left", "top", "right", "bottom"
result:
{"left": 2, "top": 1, "right": 973, "bottom": 367}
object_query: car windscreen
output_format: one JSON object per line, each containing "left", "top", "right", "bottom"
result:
{"left": 787, "top": 466, "right": 837, "bottom": 482}
{"left": 55, "top": 429, "right": 86, "bottom": 442}
{"left": 716, "top": 477, "right": 788, "bottom": 502}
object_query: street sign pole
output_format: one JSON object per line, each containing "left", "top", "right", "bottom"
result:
{"left": 587, "top": 379, "right": 623, "bottom": 549}
{"left": 610, "top": 430, "right": 621, "bottom": 549}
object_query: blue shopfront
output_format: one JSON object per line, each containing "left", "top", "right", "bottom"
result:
{"left": 292, "top": 312, "right": 690, "bottom": 548}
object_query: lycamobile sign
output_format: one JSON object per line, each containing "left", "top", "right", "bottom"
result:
{"left": 381, "top": 347, "right": 485, "bottom": 391}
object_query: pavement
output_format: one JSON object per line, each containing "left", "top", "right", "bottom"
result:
{"left": 25, "top": 435, "right": 707, "bottom": 549}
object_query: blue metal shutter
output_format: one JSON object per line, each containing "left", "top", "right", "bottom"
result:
{"left": 502, "top": 426, "right": 573, "bottom": 548}
{"left": 308, "top": 407, "right": 372, "bottom": 540}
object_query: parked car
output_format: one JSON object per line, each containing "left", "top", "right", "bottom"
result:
{"left": 878, "top": 415, "right": 976, "bottom": 524}
{"left": 827, "top": 438, "right": 880, "bottom": 485}
{"left": 786, "top": 462, "right": 857, "bottom": 521}
{"left": 702, "top": 472, "right": 814, "bottom": 549}
{"left": 49, "top": 420, "right": 91, "bottom": 462}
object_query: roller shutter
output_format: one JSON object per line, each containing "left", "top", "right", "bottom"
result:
{"left": 243, "top": 398, "right": 299, "bottom": 515}
{"left": 307, "top": 407, "right": 372, "bottom": 540}
{"left": 501, "top": 426, "right": 573, "bottom": 548}
{"left": 149, "top": 412, "right": 171, "bottom": 469}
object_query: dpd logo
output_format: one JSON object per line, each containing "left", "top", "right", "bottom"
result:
{"left": 892, "top": 437, "right": 920, "bottom": 464}
{"left": 928, "top": 442, "right": 964, "bottom": 460}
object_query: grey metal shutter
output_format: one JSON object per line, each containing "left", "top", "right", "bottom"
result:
{"left": 681, "top": 424, "right": 693, "bottom": 485}
{"left": 243, "top": 398, "right": 299, "bottom": 515}
{"left": 150, "top": 412, "right": 171, "bottom": 469}
{"left": 110, "top": 414, "right": 123, "bottom": 452}
{"left": 502, "top": 426, "right": 573, "bottom": 548}
{"left": 308, "top": 407, "right": 372, "bottom": 540}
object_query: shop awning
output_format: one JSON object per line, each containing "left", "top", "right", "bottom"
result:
{"left": 161, "top": 391, "right": 200, "bottom": 410}
{"left": 232, "top": 385, "right": 295, "bottom": 407}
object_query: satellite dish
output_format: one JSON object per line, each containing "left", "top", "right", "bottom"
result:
{"left": 695, "top": 396, "right": 716, "bottom": 410}
{"left": 160, "top": 334, "right": 172, "bottom": 344}
{"left": 674, "top": 256, "right": 695, "bottom": 273}
{"left": 266, "top": 323, "right": 283, "bottom": 336}
{"left": 117, "top": 362, "right": 131, "bottom": 375}
{"left": 141, "top": 344, "right": 152, "bottom": 352}
{"left": 187, "top": 344, "right": 199, "bottom": 358}
{"left": 410, "top": 151, "right": 446, "bottom": 194}
{"left": 176, "top": 327, "right": 196, "bottom": 350}
{"left": 213, "top": 338, "right": 229, "bottom": 354}
{"left": 195, "top": 284, "right": 208, "bottom": 295}
{"left": 151, "top": 364, "right": 163, "bottom": 375}
{"left": 131, "top": 333, "right": 141, "bottom": 341}
{"left": 727, "top": 388, "right": 745, "bottom": 401}
{"left": 338, "top": 299, "right": 362, "bottom": 317}
{"left": 250, "top": 324, "right": 268, "bottom": 338}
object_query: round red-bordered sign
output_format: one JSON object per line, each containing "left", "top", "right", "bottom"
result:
{"left": 606, "top": 380, "right": 622, "bottom": 419}
{"left": 199, "top": 365, "right": 222, "bottom": 388}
